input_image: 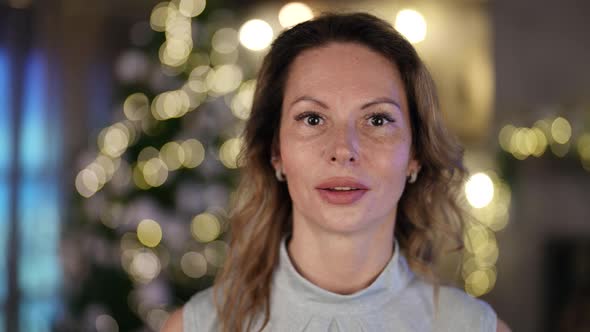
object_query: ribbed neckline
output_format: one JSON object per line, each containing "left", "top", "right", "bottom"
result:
{"left": 271, "top": 235, "right": 414, "bottom": 316}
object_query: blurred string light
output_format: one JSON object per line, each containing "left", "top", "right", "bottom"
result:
{"left": 462, "top": 171, "right": 511, "bottom": 296}
{"left": 212, "top": 28, "right": 239, "bottom": 54}
{"left": 95, "top": 314, "right": 119, "bottom": 332}
{"left": 191, "top": 212, "right": 221, "bottom": 243}
{"left": 204, "top": 240, "right": 229, "bottom": 268}
{"left": 75, "top": 154, "right": 122, "bottom": 198}
{"left": 578, "top": 133, "right": 590, "bottom": 171}
{"left": 123, "top": 93, "right": 150, "bottom": 121}
{"left": 137, "top": 219, "right": 163, "bottom": 248}
{"left": 131, "top": 139, "right": 205, "bottom": 190}
{"left": 239, "top": 19, "right": 274, "bottom": 51}
{"left": 278, "top": 2, "right": 314, "bottom": 28}
{"left": 394, "top": 9, "right": 427, "bottom": 44}
{"left": 219, "top": 137, "right": 243, "bottom": 168}
{"left": 151, "top": 89, "right": 192, "bottom": 120}
{"left": 231, "top": 80, "right": 256, "bottom": 120}
{"left": 465, "top": 172, "right": 494, "bottom": 208}
{"left": 181, "top": 251, "right": 208, "bottom": 278}
{"left": 498, "top": 116, "right": 585, "bottom": 162}
{"left": 206, "top": 64, "right": 243, "bottom": 96}
{"left": 146, "top": 308, "right": 170, "bottom": 332}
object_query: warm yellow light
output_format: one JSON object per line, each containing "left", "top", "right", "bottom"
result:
{"left": 176, "top": 0, "right": 206, "bottom": 18}
{"left": 181, "top": 139, "right": 205, "bottom": 168}
{"left": 465, "top": 269, "right": 494, "bottom": 297}
{"left": 465, "top": 173, "right": 494, "bottom": 208}
{"left": 578, "top": 133, "right": 590, "bottom": 160}
{"left": 160, "top": 141, "right": 185, "bottom": 171}
{"left": 498, "top": 125, "right": 516, "bottom": 152}
{"left": 278, "top": 2, "right": 314, "bottom": 28}
{"left": 191, "top": 213, "right": 221, "bottom": 243}
{"left": 87, "top": 162, "right": 107, "bottom": 188}
{"left": 123, "top": 93, "right": 150, "bottom": 121}
{"left": 95, "top": 314, "right": 119, "bottom": 332}
{"left": 181, "top": 251, "right": 207, "bottom": 278}
{"left": 551, "top": 117, "right": 572, "bottom": 144}
{"left": 99, "top": 126, "right": 129, "bottom": 158}
{"left": 159, "top": 39, "right": 192, "bottom": 67}
{"left": 231, "top": 80, "right": 256, "bottom": 120}
{"left": 212, "top": 28, "right": 239, "bottom": 54}
{"left": 150, "top": 2, "right": 174, "bottom": 32}
{"left": 531, "top": 127, "right": 548, "bottom": 157}
{"left": 239, "top": 19, "right": 274, "bottom": 51}
{"left": 206, "top": 64, "right": 243, "bottom": 95}
{"left": 219, "top": 138, "right": 243, "bottom": 169}
{"left": 142, "top": 158, "right": 169, "bottom": 187}
{"left": 75, "top": 169, "right": 100, "bottom": 198}
{"left": 464, "top": 224, "right": 491, "bottom": 254}
{"left": 137, "top": 219, "right": 163, "bottom": 248}
{"left": 130, "top": 249, "right": 161, "bottom": 283}
{"left": 204, "top": 240, "right": 229, "bottom": 267}
{"left": 395, "top": 9, "right": 427, "bottom": 44}
{"left": 138, "top": 146, "right": 160, "bottom": 163}
{"left": 550, "top": 141, "right": 570, "bottom": 157}
{"left": 151, "top": 90, "right": 191, "bottom": 120}
{"left": 133, "top": 163, "right": 151, "bottom": 190}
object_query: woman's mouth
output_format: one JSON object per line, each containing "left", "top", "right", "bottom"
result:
{"left": 316, "top": 177, "right": 370, "bottom": 204}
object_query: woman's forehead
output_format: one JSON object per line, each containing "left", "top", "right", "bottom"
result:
{"left": 283, "top": 42, "right": 407, "bottom": 108}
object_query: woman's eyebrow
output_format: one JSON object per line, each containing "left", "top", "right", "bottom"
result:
{"left": 289, "top": 95, "right": 328, "bottom": 109}
{"left": 361, "top": 97, "right": 401, "bottom": 110}
{"left": 289, "top": 96, "right": 401, "bottom": 111}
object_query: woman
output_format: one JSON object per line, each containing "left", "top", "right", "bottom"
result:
{"left": 163, "top": 12, "right": 510, "bottom": 332}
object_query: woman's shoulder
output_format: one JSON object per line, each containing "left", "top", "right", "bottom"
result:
{"left": 161, "top": 287, "right": 218, "bottom": 332}
{"left": 405, "top": 278, "right": 497, "bottom": 331}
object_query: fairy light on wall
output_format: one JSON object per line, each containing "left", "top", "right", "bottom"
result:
{"left": 239, "top": 19, "right": 274, "bottom": 51}
{"left": 394, "top": 9, "right": 427, "bottom": 44}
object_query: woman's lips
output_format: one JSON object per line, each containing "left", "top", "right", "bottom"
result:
{"left": 316, "top": 188, "right": 368, "bottom": 205}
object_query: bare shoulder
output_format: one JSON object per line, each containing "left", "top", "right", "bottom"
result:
{"left": 160, "top": 307, "right": 183, "bottom": 332}
{"left": 496, "top": 318, "right": 511, "bottom": 332}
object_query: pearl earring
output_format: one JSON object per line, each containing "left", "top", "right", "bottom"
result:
{"left": 408, "top": 171, "right": 418, "bottom": 184}
{"left": 275, "top": 168, "right": 285, "bottom": 182}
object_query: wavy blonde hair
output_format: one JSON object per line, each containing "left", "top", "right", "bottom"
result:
{"left": 213, "top": 12, "right": 467, "bottom": 332}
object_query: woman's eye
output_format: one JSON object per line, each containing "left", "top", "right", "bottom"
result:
{"left": 295, "top": 112, "right": 324, "bottom": 126}
{"left": 368, "top": 113, "right": 394, "bottom": 126}
{"left": 306, "top": 115, "right": 322, "bottom": 126}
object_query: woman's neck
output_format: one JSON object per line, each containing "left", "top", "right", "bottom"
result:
{"left": 286, "top": 218, "right": 395, "bottom": 295}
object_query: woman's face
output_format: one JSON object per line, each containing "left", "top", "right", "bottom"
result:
{"left": 273, "top": 42, "right": 420, "bottom": 235}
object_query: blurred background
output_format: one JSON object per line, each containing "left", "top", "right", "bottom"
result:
{"left": 1, "top": 0, "right": 589, "bottom": 331}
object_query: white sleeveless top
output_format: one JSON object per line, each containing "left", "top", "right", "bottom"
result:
{"left": 183, "top": 237, "right": 497, "bottom": 331}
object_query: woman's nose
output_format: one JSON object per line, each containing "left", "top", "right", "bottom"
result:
{"left": 328, "top": 125, "right": 360, "bottom": 165}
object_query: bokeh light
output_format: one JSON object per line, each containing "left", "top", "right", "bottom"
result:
{"left": 124, "top": 93, "right": 150, "bottom": 121}
{"left": 160, "top": 141, "right": 185, "bottom": 171}
{"left": 212, "top": 28, "right": 239, "bottom": 54}
{"left": 75, "top": 169, "right": 100, "bottom": 198}
{"left": 219, "top": 137, "right": 243, "bottom": 169}
{"left": 181, "top": 139, "right": 205, "bottom": 168}
{"left": 278, "top": 2, "right": 314, "bottom": 28}
{"left": 180, "top": 251, "right": 207, "bottom": 278}
{"left": 137, "top": 219, "right": 163, "bottom": 248}
{"left": 551, "top": 117, "right": 572, "bottom": 144}
{"left": 191, "top": 213, "right": 221, "bottom": 243}
{"left": 175, "top": 0, "right": 206, "bottom": 18}
{"left": 129, "top": 249, "right": 161, "bottom": 283}
{"left": 465, "top": 172, "right": 494, "bottom": 208}
{"left": 205, "top": 64, "right": 243, "bottom": 95}
{"left": 142, "top": 158, "right": 169, "bottom": 187}
{"left": 204, "top": 240, "right": 229, "bottom": 267}
{"left": 394, "top": 9, "right": 427, "bottom": 44}
{"left": 98, "top": 125, "right": 130, "bottom": 158}
{"left": 96, "top": 314, "right": 119, "bottom": 332}
{"left": 239, "top": 19, "right": 274, "bottom": 51}
{"left": 231, "top": 80, "right": 256, "bottom": 120}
